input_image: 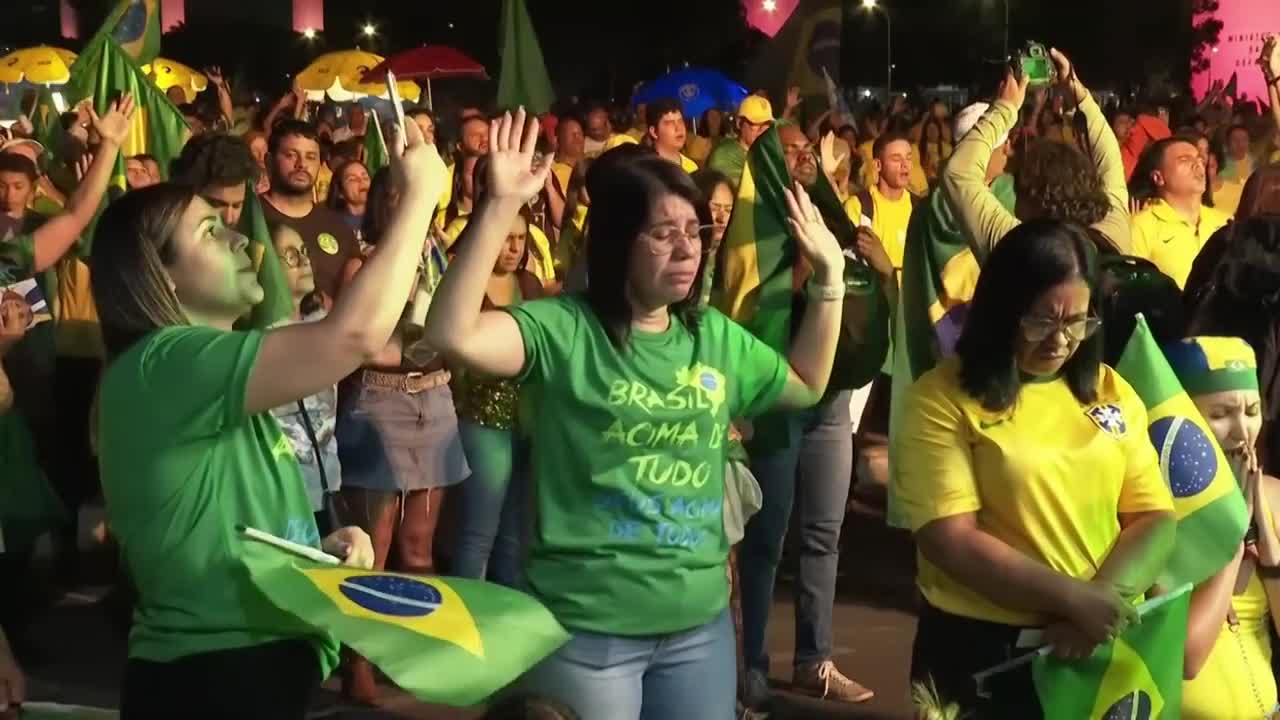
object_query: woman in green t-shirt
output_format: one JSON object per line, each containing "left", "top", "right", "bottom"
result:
{"left": 425, "top": 110, "right": 848, "bottom": 720}
{"left": 87, "top": 120, "right": 447, "bottom": 719}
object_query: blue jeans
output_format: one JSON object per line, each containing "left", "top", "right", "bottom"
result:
{"left": 452, "top": 421, "right": 528, "bottom": 588}
{"left": 740, "top": 390, "right": 853, "bottom": 673}
{"left": 518, "top": 609, "right": 736, "bottom": 720}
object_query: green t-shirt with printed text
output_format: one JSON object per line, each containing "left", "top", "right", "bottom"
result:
{"left": 97, "top": 326, "right": 338, "bottom": 672}
{"left": 508, "top": 295, "right": 789, "bottom": 635}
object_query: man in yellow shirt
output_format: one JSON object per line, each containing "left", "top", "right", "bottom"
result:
{"left": 1130, "top": 137, "right": 1231, "bottom": 288}
{"left": 844, "top": 131, "right": 917, "bottom": 273}
{"left": 645, "top": 98, "right": 699, "bottom": 173}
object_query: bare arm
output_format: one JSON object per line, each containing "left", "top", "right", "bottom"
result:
{"left": 1092, "top": 511, "right": 1177, "bottom": 597}
{"left": 207, "top": 66, "right": 235, "bottom": 128}
{"left": 769, "top": 184, "right": 847, "bottom": 411}
{"left": 424, "top": 110, "right": 551, "bottom": 378}
{"left": 1263, "top": 37, "right": 1280, "bottom": 140}
{"left": 244, "top": 119, "right": 447, "bottom": 414}
{"left": 1184, "top": 544, "right": 1245, "bottom": 679}
{"left": 917, "top": 514, "right": 1084, "bottom": 617}
{"left": 32, "top": 95, "right": 136, "bottom": 272}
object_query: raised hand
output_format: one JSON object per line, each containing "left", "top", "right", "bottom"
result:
{"left": 389, "top": 112, "right": 447, "bottom": 203}
{"left": 1050, "top": 47, "right": 1087, "bottom": 103}
{"left": 206, "top": 65, "right": 229, "bottom": 91}
{"left": 486, "top": 108, "right": 552, "bottom": 204}
{"left": 89, "top": 93, "right": 137, "bottom": 147}
{"left": 786, "top": 86, "right": 802, "bottom": 111}
{"left": 1260, "top": 35, "right": 1280, "bottom": 83}
{"left": 784, "top": 182, "right": 844, "bottom": 283}
{"left": 998, "top": 69, "right": 1030, "bottom": 111}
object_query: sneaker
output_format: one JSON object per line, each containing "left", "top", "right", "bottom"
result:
{"left": 742, "top": 667, "right": 771, "bottom": 710}
{"left": 792, "top": 660, "right": 875, "bottom": 703}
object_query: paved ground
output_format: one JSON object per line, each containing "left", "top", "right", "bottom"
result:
{"left": 15, "top": 503, "right": 919, "bottom": 719}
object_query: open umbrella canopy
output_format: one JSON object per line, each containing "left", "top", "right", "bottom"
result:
{"left": 362, "top": 45, "right": 488, "bottom": 82}
{"left": 297, "top": 49, "right": 420, "bottom": 103}
{"left": 633, "top": 67, "right": 748, "bottom": 120}
{"left": 142, "top": 57, "right": 207, "bottom": 103}
{"left": 0, "top": 46, "right": 78, "bottom": 85}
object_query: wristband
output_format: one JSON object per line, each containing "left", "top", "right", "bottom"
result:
{"left": 807, "top": 280, "right": 845, "bottom": 302}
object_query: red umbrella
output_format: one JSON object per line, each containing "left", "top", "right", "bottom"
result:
{"left": 362, "top": 45, "right": 488, "bottom": 109}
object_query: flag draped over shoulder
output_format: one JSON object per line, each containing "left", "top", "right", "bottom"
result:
{"left": 1116, "top": 316, "right": 1249, "bottom": 588}
{"left": 886, "top": 175, "right": 1015, "bottom": 528}
{"left": 1033, "top": 583, "right": 1191, "bottom": 719}
{"left": 93, "top": 0, "right": 162, "bottom": 65}
{"left": 241, "top": 538, "right": 569, "bottom": 707}
{"left": 496, "top": 0, "right": 555, "bottom": 115}
{"left": 713, "top": 124, "right": 888, "bottom": 449}
{"left": 239, "top": 184, "right": 295, "bottom": 330}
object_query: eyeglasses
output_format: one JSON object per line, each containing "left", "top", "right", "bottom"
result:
{"left": 641, "top": 223, "right": 716, "bottom": 256}
{"left": 1020, "top": 315, "right": 1102, "bottom": 343}
{"left": 279, "top": 244, "right": 310, "bottom": 269}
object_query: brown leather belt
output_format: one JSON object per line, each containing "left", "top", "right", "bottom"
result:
{"left": 359, "top": 368, "right": 451, "bottom": 394}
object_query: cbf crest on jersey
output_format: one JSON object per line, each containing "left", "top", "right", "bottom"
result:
{"left": 1086, "top": 404, "right": 1127, "bottom": 438}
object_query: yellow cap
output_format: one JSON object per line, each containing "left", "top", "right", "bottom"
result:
{"left": 737, "top": 95, "right": 773, "bottom": 125}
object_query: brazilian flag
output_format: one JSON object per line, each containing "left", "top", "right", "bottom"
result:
{"left": 886, "top": 176, "right": 1016, "bottom": 528}
{"left": 94, "top": 0, "right": 162, "bottom": 65}
{"left": 241, "top": 537, "right": 569, "bottom": 706}
{"left": 238, "top": 183, "right": 295, "bottom": 330}
{"left": 712, "top": 122, "right": 889, "bottom": 450}
{"left": 1117, "top": 315, "right": 1250, "bottom": 588}
{"left": 1033, "top": 583, "right": 1190, "bottom": 719}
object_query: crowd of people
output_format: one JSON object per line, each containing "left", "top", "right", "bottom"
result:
{"left": 1, "top": 22, "right": 1280, "bottom": 720}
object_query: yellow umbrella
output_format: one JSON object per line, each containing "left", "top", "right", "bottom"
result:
{"left": 142, "top": 57, "right": 209, "bottom": 104}
{"left": 296, "top": 49, "right": 421, "bottom": 103}
{"left": 0, "top": 45, "right": 78, "bottom": 85}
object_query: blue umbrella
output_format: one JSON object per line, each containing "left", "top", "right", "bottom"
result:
{"left": 633, "top": 67, "right": 747, "bottom": 120}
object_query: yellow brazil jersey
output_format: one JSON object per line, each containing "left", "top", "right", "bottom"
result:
{"left": 1130, "top": 200, "right": 1232, "bottom": 289}
{"left": 550, "top": 161, "right": 574, "bottom": 197}
{"left": 678, "top": 153, "right": 699, "bottom": 174}
{"left": 892, "top": 357, "right": 1173, "bottom": 626}
{"left": 843, "top": 186, "right": 915, "bottom": 271}
{"left": 1212, "top": 180, "right": 1244, "bottom": 219}
{"left": 1182, "top": 570, "right": 1277, "bottom": 719}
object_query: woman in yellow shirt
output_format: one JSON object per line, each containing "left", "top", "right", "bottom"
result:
{"left": 893, "top": 219, "right": 1176, "bottom": 717}
{"left": 1168, "top": 337, "right": 1280, "bottom": 720}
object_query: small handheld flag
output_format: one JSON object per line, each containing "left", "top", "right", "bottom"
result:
{"left": 240, "top": 530, "right": 569, "bottom": 707}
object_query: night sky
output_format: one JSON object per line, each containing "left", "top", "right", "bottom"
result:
{"left": 9, "top": 0, "right": 1194, "bottom": 103}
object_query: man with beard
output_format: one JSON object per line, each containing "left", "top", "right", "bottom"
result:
{"left": 260, "top": 120, "right": 360, "bottom": 302}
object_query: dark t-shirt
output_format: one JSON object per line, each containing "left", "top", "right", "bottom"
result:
{"left": 260, "top": 198, "right": 359, "bottom": 300}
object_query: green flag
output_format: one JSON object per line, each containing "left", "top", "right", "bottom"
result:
{"left": 239, "top": 184, "right": 295, "bottom": 330}
{"left": 240, "top": 537, "right": 569, "bottom": 707}
{"left": 65, "top": 33, "right": 188, "bottom": 254}
{"left": 90, "top": 0, "right": 162, "bottom": 65}
{"left": 363, "top": 109, "right": 390, "bottom": 177}
{"left": 1116, "top": 315, "right": 1249, "bottom": 588}
{"left": 886, "top": 175, "right": 1015, "bottom": 528}
{"left": 1033, "top": 583, "right": 1190, "bottom": 719}
{"left": 496, "top": 0, "right": 555, "bottom": 114}
{"left": 712, "top": 123, "right": 888, "bottom": 451}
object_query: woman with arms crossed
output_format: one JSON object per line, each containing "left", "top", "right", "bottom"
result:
{"left": 424, "top": 109, "right": 847, "bottom": 719}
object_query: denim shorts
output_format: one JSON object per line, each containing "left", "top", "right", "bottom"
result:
{"left": 336, "top": 382, "right": 469, "bottom": 492}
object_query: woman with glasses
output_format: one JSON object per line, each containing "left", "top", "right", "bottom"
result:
{"left": 269, "top": 226, "right": 342, "bottom": 534}
{"left": 424, "top": 111, "right": 848, "bottom": 719}
{"left": 892, "top": 219, "right": 1176, "bottom": 717}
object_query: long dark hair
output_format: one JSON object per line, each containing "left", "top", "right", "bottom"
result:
{"left": 360, "top": 167, "right": 396, "bottom": 246}
{"left": 325, "top": 159, "right": 368, "bottom": 212}
{"left": 90, "top": 183, "right": 197, "bottom": 358}
{"left": 956, "top": 219, "right": 1103, "bottom": 411}
{"left": 584, "top": 151, "right": 709, "bottom": 347}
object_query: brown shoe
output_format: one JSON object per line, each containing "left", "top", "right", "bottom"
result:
{"left": 791, "top": 660, "right": 875, "bottom": 703}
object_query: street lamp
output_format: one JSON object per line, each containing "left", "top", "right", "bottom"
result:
{"left": 762, "top": 0, "right": 777, "bottom": 11}
{"left": 362, "top": 23, "right": 377, "bottom": 37}
{"left": 302, "top": 28, "right": 316, "bottom": 39}
{"left": 862, "top": 0, "right": 892, "bottom": 96}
